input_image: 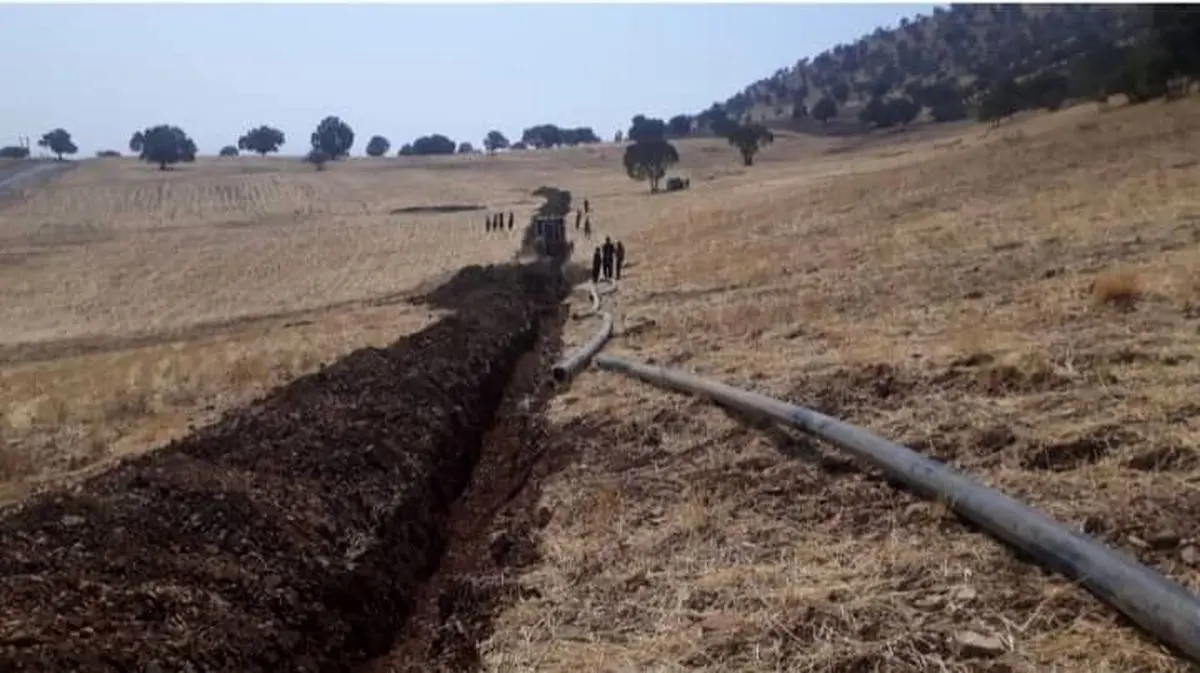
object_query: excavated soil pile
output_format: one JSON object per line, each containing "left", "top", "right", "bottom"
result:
{"left": 0, "top": 261, "right": 567, "bottom": 673}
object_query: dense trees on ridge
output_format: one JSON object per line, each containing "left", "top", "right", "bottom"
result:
{"left": 5, "top": 5, "right": 1198, "bottom": 190}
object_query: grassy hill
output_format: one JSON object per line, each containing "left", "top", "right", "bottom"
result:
{"left": 691, "top": 4, "right": 1173, "bottom": 135}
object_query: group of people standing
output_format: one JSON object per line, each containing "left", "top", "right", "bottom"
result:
{"left": 486, "top": 211, "right": 514, "bottom": 232}
{"left": 592, "top": 236, "right": 625, "bottom": 284}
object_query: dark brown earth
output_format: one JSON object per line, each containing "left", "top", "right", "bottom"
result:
{"left": 0, "top": 259, "right": 569, "bottom": 673}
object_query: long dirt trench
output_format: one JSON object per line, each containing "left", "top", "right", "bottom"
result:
{"left": 0, "top": 256, "right": 583, "bottom": 672}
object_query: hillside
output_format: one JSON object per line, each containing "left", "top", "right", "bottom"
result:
{"left": 693, "top": 4, "right": 1162, "bottom": 134}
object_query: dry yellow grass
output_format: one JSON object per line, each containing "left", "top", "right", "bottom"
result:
{"left": 0, "top": 144, "right": 665, "bottom": 502}
{"left": 484, "top": 99, "right": 1200, "bottom": 672}
{"left": 3, "top": 96, "right": 1200, "bottom": 670}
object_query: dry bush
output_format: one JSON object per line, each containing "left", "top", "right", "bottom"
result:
{"left": 1092, "top": 269, "right": 1142, "bottom": 309}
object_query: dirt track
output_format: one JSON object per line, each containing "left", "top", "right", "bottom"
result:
{"left": 0, "top": 260, "right": 569, "bottom": 672}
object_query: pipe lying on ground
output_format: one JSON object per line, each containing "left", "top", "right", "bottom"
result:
{"left": 552, "top": 280, "right": 617, "bottom": 382}
{"left": 593, "top": 353, "right": 1200, "bottom": 664}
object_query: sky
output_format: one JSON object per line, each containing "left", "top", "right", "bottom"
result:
{"left": 0, "top": 3, "right": 936, "bottom": 157}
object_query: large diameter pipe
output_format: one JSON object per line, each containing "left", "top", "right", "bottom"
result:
{"left": 552, "top": 281, "right": 618, "bottom": 382}
{"left": 594, "top": 354, "right": 1200, "bottom": 664}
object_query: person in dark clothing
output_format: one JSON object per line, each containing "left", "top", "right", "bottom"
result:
{"left": 601, "top": 236, "right": 615, "bottom": 281}
{"left": 575, "top": 209, "right": 582, "bottom": 229}
{"left": 615, "top": 240, "right": 625, "bottom": 280}
{"left": 508, "top": 211, "right": 514, "bottom": 230}
{"left": 584, "top": 198, "right": 590, "bottom": 214}
{"left": 591, "top": 247, "right": 602, "bottom": 284}
{"left": 583, "top": 217, "right": 592, "bottom": 239}
{"left": 485, "top": 215, "right": 491, "bottom": 232}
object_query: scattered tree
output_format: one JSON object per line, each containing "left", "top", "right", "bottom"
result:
{"left": 38, "top": 129, "right": 78, "bottom": 160}
{"left": 613, "top": 130, "right": 624, "bottom": 143}
{"left": 510, "top": 142, "right": 527, "bottom": 151}
{"left": 397, "top": 143, "right": 415, "bottom": 157}
{"left": 409, "top": 134, "right": 456, "bottom": 155}
{"left": 95, "top": 150, "right": 121, "bottom": 158}
{"left": 457, "top": 142, "right": 475, "bottom": 154}
{"left": 310, "top": 116, "right": 355, "bottom": 159}
{"left": 219, "top": 145, "right": 239, "bottom": 157}
{"left": 237, "top": 125, "right": 285, "bottom": 157}
{"left": 622, "top": 139, "right": 679, "bottom": 193}
{"left": 726, "top": 123, "right": 774, "bottom": 166}
{"left": 0, "top": 146, "right": 30, "bottom": 159}
{"left": 134, "top": 125, "right": 197, "bottom": 169}
{"left": 483, "top": 130, "right": 509, "bottom": 153}
{"left": 366, "top": 135, "right": 391, "bottom": 157}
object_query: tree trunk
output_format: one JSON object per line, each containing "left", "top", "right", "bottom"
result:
{"left": 741, "top": 150, "right": 754, "bottom": 167}
{"left": 159, "top": 161, "right": 167, "bottom": 170}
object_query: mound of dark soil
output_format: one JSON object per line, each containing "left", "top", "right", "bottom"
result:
{"left": 390, "top": 204, "right": 484, "bottom": 215}
{"left": 0, "top": 262, "right": 566, "bottom": 673}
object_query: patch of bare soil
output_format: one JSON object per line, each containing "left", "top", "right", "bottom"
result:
{"left": 0, "top": 260, "right": 568, "bottom": 672}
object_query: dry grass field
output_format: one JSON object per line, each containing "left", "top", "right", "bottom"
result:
{"left": 2, "top": 95, "right": 1199, "bottom": 671}
{"left": 483, "top": 99, "right": 1200, "bottom": 672}
{"left": 0, "top": 146, "right": 633, "bottom": 502}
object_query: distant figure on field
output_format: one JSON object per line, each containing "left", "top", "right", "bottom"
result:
{"left": 485, "top": 215, "right": 492, "bottom": 232}
{"left": 575, "top": 209, "right": 582, "bottom": 230}
{"left": 591, "top": 247, "right": 602, "bottom": 284}
{"left": 584, "top": 198, "right": 590, "bottom": 215}
{"left": 508, "top": 211, "right": 514, "bottom": 230}
{"left": 601, "top": 236, "right": 615, "bottom": 281}
{"left": 583, "top": 217, "right": 592, "bottom": 239}
{"left": 615, "top": 240, "right": 625, "bottom": 280}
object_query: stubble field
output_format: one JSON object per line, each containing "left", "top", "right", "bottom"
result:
{"left": 2, "top": 97, "right": 1199, "bottom": 672}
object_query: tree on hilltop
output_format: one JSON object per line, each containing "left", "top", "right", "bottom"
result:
{"left": 483, "top": 130, "right": 509, "bottom": 153}
{"left": 726, "top": 123, "right": 774, "bottom": 166}
{"left": 237, "top": 125, "right": 285, "bottom": 157}
{"left": 622, "top": 139, "right": 678, "bottom": 193}
{"left": 409, "top": 134, "right": 456, "bottom": 155}
{"left": 0, "top": 146, "right": 30, "bottom": 159}
{"left": 134, "top": 125, "right": 197, "bottom": 169}
{"left": 310, "top": 116, "right": 355, "bottom": 160}
{"left": 38, "top": 129, "right": 78, "bottom": 160}
{"left": 366, "top": 135, "right": 391, "bottom": 157}
{"left": 219, "top": 145, "right": 239, "bottom": 157}
{"left": 457, "top": 142, "right": 474, "bottom": 154}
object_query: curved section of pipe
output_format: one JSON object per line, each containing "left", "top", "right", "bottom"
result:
{"left": 553, "top": 280, "right": 618, "bottom": 382}
{"left": 594, "top": 353, "right": 1200, "bottom": 665}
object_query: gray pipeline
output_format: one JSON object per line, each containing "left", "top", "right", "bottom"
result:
{"left": 551, "top": 279, "right": 617, "bottom": 382}
{"left": 594, "top": 353, "right": 1200, "bottom": 665}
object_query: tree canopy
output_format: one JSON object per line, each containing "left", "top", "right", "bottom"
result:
{"left": 365, "top": 135, "right": 391, "bottom": 157}
{"left": 38, "top": 129, "right": 78, "bottom": 160}
{"left": 725, "top": 123, "right": 774, "bottom": 167}
{"left": 237, "top": 126, "right": 285, "bottom": 156}
{"left": 310, "top": 116, "right": 354, "bottom": 159}
{"left": 132, "top": 125, "right": 197, "bottom": 170}
{"left": 622, "top": 139, "right": 679, "bottom": 193}
{"left": 219, "top": 145, "right": 239, "bottom": 157}
{"left": 483, "top": 130, "right": 509, "bottom": 153}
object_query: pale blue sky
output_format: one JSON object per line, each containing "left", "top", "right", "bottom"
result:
{"left": 0, "top": 3, "right": 935, "bottom": 157}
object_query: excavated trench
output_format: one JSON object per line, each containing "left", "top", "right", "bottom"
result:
{"left": 0, "top": 255, "right": 573, "bottom": 672}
